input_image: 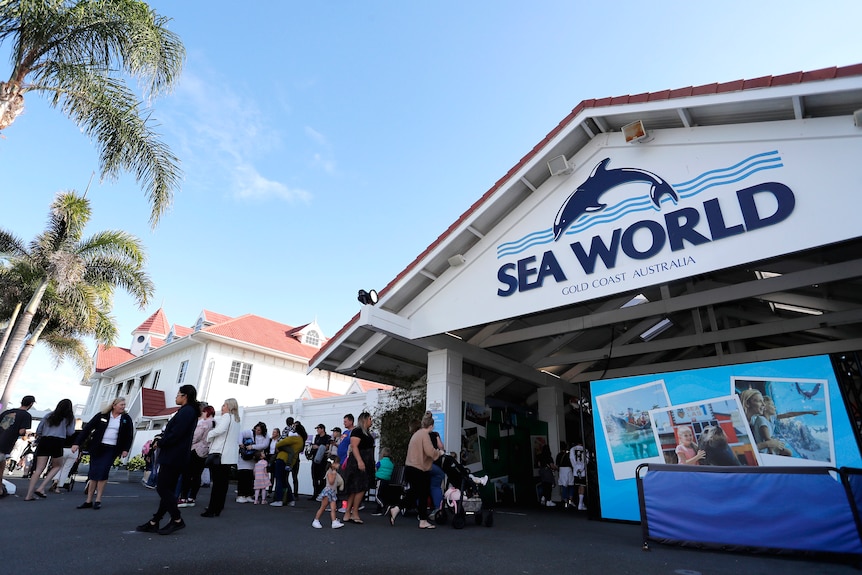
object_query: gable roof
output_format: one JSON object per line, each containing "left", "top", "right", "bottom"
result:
{"left": 94, "top": 344, "right": 135, "bottom": 373}
{"left": 349, "top": 379, "right": 394, "bottom": 393}
{"left": 313, "top": 64, "right": 862, "bottom": 370}
{"left": 203, "top": 314, "right": 320, "bottom": 360}
{"left": 201, "top": 309, "right": 233, "bottom": 326}
{"left": 301, "top": 387, "right": 342, "bottom": 400}
{"left": 135, "top": 308, "right": 170, "bottom": 337}
{"left": 309, "top": 64, "right": 862, "bottom": 403}
{"left": 173, "top": 325, "right": 193, "bottom": 338}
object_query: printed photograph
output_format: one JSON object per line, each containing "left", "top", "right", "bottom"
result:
{"left": 649, "top": 395, "right": 760, "bottom": 467}
{"left": 595, "top": 380, "right": 670, "bottom": 480}
{"left": 732, "top": 376, "right": 834, "bottom": 465}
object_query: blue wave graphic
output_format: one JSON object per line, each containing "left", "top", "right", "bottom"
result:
{"left": 496, "top": 151, "right": 782, "bottom": 258}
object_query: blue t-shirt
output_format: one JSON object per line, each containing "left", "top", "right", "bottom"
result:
{"left": 337, "top": 428, "right": 352, "bottom": 463}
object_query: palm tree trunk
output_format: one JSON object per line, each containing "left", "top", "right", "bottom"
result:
{"left": 0, "top": 302, "right": 22, "bottom": 356}
{"left": 0, "top": 317, "right": 48, "bottom": 408}
{"left": 0, "top": 277, "right": 49, "bottom": 404}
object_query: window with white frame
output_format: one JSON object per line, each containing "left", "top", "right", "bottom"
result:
{"left": 177, "top": 360, "right": 189, "bottom": 384}
{"left": 152, "top": 370, "right": 161, "bottom": 389}
{"left": 305, "top": 330, "right": 320, "bottom": 347}
{"left": 228, "top": 360, "right": 252, "bottom": 386}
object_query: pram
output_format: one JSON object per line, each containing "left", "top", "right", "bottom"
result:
{"left": 432, "top": 454, "right": 492, "bottom": 529}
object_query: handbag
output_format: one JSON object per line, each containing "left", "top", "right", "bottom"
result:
{"left": 205, "top": 452, "right": 222, "bottom": 468}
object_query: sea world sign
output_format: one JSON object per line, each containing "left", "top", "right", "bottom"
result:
{"left": 496, "top": 151, "right": 795, "bottom": 298}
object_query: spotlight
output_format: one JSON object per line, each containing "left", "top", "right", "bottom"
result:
{"left": 622, "top": 119, "right": 652, "bottom": 144}
{"left": 357, "top": 289, "right": 379, "bottom": 305}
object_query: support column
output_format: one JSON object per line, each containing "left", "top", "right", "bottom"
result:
{"left": 426, "top": 349, "right": 462, "bottom": 450}
{"left": 537, "top": 386, "right": 564, "bottom": 460}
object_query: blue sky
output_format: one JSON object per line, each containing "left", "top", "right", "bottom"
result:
{"left": 2, "top": 1, "right": 860, "bottom": 410}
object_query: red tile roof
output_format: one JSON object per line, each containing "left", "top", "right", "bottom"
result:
{"left": 135, "top": 308, "right": 170, "bottom": 337}
{"left": 203, "top": 314, "right": 319, "bottom": 359}
{"left": 353, "top": 380, "right": 394, "bottom": 392}
{"left": 141, "top": 388, "right": 179, "bottom": 417}
{"left": 201, "top": 309, "right": 233, "bottom": 325}
{"left": 94, "top": 344, "right": 135, "bottom": 372}
{"left": 173, "top": 325, "right": 193, "bottom": 338}
{"left": 303, "top": 388, "right": 342, "bottom": 400}
{"left": 311, "top": 63, "right": 862, "bottom": 366}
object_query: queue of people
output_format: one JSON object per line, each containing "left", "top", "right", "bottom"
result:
{"left": 3, "top": 390, "right": 524, "bottom": 535}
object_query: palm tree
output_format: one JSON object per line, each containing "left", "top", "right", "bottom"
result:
{"left": 0, "top": 0, "right": 185, "bottom": 226}
{"left": 0, "top": 190, "right": 154, "bottom": 407}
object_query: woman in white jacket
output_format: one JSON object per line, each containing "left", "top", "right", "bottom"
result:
{"left": 235, "top": 422, "right": 270, "bottom": 503}
{"left": 201, "top": 398, "right": 240, "bottom": 517}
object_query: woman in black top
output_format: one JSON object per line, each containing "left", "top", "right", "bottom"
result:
{"left": 343, "top": 412, "right": 375, "bottom": 524}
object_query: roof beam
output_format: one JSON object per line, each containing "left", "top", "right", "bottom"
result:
{"left": 538, "top": 306, "right": 862, "bottom": 368}
{"left": 479, "top": 258, "right": 862, "bottom": 348}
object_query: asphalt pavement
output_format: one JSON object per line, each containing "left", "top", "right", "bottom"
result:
{"left": 0, "top": 472, "right": 857, "bottom": 575}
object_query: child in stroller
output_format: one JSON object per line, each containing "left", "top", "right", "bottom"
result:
{"left": 435, "top": 452, "right": 492, "bottom": 528}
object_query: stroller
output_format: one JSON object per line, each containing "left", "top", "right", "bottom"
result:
{"left": 432, "top": 454, "right": 493, "bottom": 529}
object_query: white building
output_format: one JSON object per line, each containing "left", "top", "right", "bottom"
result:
{"left": 82, "top": 308, "right": 382, "bottom": 447}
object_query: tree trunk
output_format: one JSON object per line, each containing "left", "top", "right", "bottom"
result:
{"left": 0, "top": 317, "right": 47, "bottom": 408}
{"left": 0, "top": 278, "right": 49, "bottom": 404}
{"left": 0, "top": 82, "right": 25, "bottom": 131}
{"left": 0, "top": 302, "right": 22, "bottom": 357}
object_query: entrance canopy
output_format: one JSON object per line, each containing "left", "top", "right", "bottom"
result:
{"left": 310, "top": 65, "right": 862, "bottom": 407}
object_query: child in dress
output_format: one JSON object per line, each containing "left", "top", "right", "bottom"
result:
{"left": 312, "top": 457, "right": 344, "bottom": 529}
{"left": 674, "top": 426, "right": 705, "bottom": 465}
{"left": 253, "top": 450, "right": 271, "bottom": 504}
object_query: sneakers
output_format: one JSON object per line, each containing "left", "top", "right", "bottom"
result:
{"left": 578, "top": 504, "right": 587, "bottom": 511}
{"left": 135, "top": 520, "right": 159, "bottom": 533}
{"left": 158, "top": 519, "right": 186, "bottom": 535}
{"left": 236, "top": 496, "right": 252, "bottom": 503}
{"left": 332, "top": 519, "right": 344, "bottom": 529}
{"left": 270, "top": 501, "right": 284, "bottom": 507}
{"left": 470, "top": 474, "right": 489, "bottom": 486}
{"left": 312, "top": 519, "right": 323, "bottom": 529}
{"left": 177, "top": 499, "right": 190, "bottom": 508}
{"left": 288, "top": 500, "right": 296, "bottom": 507}
{"left": 185, "top": 499, "right": 195, "bottom": 507}
{"left": 545, "top": 500, "right": 556, "bottom": 507}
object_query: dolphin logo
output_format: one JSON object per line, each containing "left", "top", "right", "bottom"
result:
{"left": 553, "top": 158, "right": 679, "bottom": 241}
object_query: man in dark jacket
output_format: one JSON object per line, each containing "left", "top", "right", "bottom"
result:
{"left": 136, "top": 384, "right": 201, "bottom": 535}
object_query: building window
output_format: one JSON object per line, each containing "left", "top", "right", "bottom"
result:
{"left": 305, "top": 330, "right": 320, "bottom": 347}
{"left": 177, "top": 360, "right": 189, "bottom": 384}
{"left": 152, "top": 370, "right": 161, "bottom": 389}
{"left": 228, "top": 361, "right": 253, "bottom": 386}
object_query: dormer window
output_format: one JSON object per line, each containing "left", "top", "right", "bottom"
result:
{"left": 194, "top": 317, "right": 203, "bottom": 332}
{"left": 305, "top": 330, "right": 320, "bottom": 347}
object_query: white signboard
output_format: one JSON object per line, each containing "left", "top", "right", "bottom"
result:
{"left": 407, "top": 117, "right": 862, "bottom": 338}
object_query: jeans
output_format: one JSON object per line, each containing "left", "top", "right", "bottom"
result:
{"left": 429, "top": 463, "right": 445, "bottom": 510}
{"left": 272, "top": 459, "right": 294, "bottom": 503}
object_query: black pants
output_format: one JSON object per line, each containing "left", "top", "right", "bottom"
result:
{"left": 207, "top": 463, "right": 230, "bottom": 513}
{"left": 404, "top": 466, "right": 431, "bottom": 521}
{"left": 311, "top": 461, "right": 326, "bottom": 496}
{"left": 180, "top": 452, "right": 206, "bottom": 501}
{"left": 154, "top": 463, "right": 183, "bottom": 522}
{"left": 237, "top": 468, "right": 254, "bottom": 497}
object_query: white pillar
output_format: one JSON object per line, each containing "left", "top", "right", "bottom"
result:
{"left": 537, "top": 386, "right": 564, "bottom": 460}
{"left": 426, "top": 349, "right": 462, "bottom": 450}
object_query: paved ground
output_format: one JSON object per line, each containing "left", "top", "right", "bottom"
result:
{"left": 1, "top": 472, "right": 858, "bottom": 575}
